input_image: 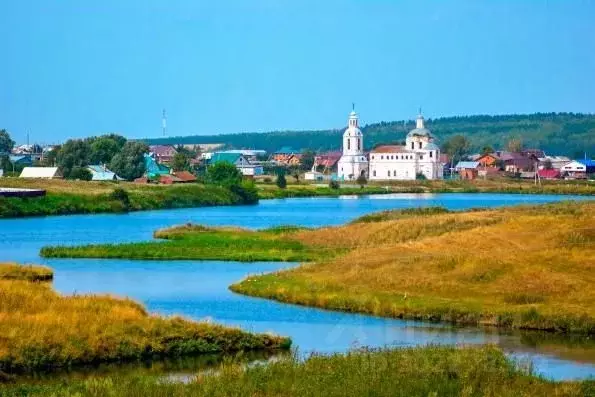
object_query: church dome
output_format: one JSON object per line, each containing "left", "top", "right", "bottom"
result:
{"left": 407, "top": 111, "right": 433, "bottom": 139}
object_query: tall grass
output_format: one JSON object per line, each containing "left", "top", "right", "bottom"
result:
{"left": 0, "top": 265, "right": 290, "bottom": 376}
{"left": 1, "top": 346, "right": 591, "bottom": 396}
{"left": 232, "top": 201, "right": 595, "bottom": 334}
{"left": 0, "top": 263, "right": 53, "bottom": 282}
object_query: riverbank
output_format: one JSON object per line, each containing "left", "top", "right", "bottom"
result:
{"left": 0, "top": 180, "right": 257, "bottom": 218}
{"left": 0, "top": 264, "right": 290, "bottom": 378}
{"left": 2, "top": 345, "right": 591, "bottom": 396}
{"left": 0, "top": 177, "right": 592, "bottom": 219}
{"left": 42, "top": 202, "right": 595, "bottom": 334}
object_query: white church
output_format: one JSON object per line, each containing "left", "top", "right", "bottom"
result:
{"left": 337, "top": 109, "right": 443, "bottom": 181}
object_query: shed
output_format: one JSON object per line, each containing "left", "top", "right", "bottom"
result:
{"left": 454, "top": 161, "right": 479, "bottom": 180}
{"left": 19, "top": 167, "right": 62, "bottom": 179}
{"left": 87, "top": 165, "right": 120, "bottom": 181}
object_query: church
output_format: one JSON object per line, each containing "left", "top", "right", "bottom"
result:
{"left": 338, "top": 109, "right": 443, "bottom": 181}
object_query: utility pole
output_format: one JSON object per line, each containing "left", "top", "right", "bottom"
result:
{"left": 162, "top": 109, "right": 167, "bottom": 137}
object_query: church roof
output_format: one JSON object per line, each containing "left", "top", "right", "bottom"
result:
{"left": 371, "top": 145, "right": 408, "bottom": 153}
{"left": 424, "top": 143, "right": 440, "bottom": 150}
{"left": 407, "top": 128, "right": 433, "bottom": 138}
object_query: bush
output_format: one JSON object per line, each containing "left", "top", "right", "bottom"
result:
{"left": 415, "top": 172, "right": 427, "bottom": 180}
{"left": 276, "top": 173, "right": 287, "bottom": 189}
{"left": 206, "top": 163, "right": 243, "bottom": 187}
{"left": 329, "top": 180, "right": 340, "bottom": 189}
{"left": 68, "top": 167, "right": 92, "bottom": 181}
{"left": 356, "top": 175, "right": 367, "bottom": 188}
{"left": 109, "top": 187, "right": 130, "bottom": 209}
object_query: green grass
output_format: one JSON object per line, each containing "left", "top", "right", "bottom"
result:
{"left": 1, "top": 346, "right": 591, "bottom": 396}
{"left": 41, "top": 226, "right": 338, "bottom": 262}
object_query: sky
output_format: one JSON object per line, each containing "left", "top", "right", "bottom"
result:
{"left": 1, "top": 0, "right": 594, "bottom": 144}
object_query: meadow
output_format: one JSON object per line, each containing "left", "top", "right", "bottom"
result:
{"left": 40, "top": 201, "right": 595, "bottom": 334}
{"left": 0, "top": 264, "right": 290, "bottom": 377}
{"left": 1, "top": 346, "right": 592, "bottom": 396}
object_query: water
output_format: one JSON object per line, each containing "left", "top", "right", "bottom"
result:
{"left": 1, "top": 193, "right": 594, "bottom": 381}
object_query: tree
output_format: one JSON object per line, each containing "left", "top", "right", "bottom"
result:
{"left": 356, "top": 174, "right": 367, "bottom": 188}
{"left": 56, "top": 139, "right": 92, "bottom": 178}
{"left": 329, "top": 180, "right": 340, "bottom": 189}
{"left": 40, "top": 145, "right": 60, "bottom": 167}
{"left": 90, "top": 136, "right": 124, "bottom": 165}
{"left": 442, "top": 135, "right": 471, "bottom": 165}
{"left": 172, "top": 152, "right": 190, "bottom": 171}
{"left": 68, "top": 166, "right": 93, "bottom": 181}
{"left": 481, "top": 146, "right": 494, "bottom": 155}
{"left": 206, "top": 162, "right": 242, "bottom": 187}
{"left": 276, "top": 171, "right": 287, "bottom": 189}
{"left": 506, "top": 138, "right": 523, "bottom": 153}
{"left": 300, "top": 150, "right": 315, "bottom": 171}
{"left": 543, "top": 159, "right": 553, "bottom": 170}
{"left": 0, "top": 129, "right": 15, "bottom": 154}
{"left": 109, "top": 141, "right": 149, "bottom": 181}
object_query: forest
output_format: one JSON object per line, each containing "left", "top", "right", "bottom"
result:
{"left": 143, "top": 112, "right": 595, "bottom": 157}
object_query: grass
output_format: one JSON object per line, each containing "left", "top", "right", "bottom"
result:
{"left": 0, "top": 180, "right": 258, "bottom": 219}
{"left": 0, "top": 263, "right": 53, "bottom": 282}
{"left": 1, "top": 345, "right": 592, "bottom": 396}
{"left": 0, "top": 264, "right": 290, "bottom": 377}
{"left": 41, "top": 225, "right": 337, "bottom": 262}
{"left": 230, "top": 201, "right": 595, "bottom": 334}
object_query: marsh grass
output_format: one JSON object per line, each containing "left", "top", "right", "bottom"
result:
{"left": 0, "top": 263, "right": 53, "bottom": 282}
{"left": 232, "top": 201, "right": 595, "bottom": 334}
{"left": 0, "top": 346, "right": 591, "bottom": 396}
{"left": 0, "top": 266, "right": 290, "bottom": 376}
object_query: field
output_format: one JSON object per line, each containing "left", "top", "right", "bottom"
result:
{"left": 1, "top": 345, "right": 592, "bottom": 396}
{"left": 0, "top": 264, "right": 290, "bottom": 377}
{"left": 41, "top": 201, "right": 595, "bottom": 334}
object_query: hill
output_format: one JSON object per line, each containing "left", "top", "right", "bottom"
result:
{"left": 142, "top": 112, "right": 595, "bottom": 157}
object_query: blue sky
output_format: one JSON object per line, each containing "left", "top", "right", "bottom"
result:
{"left": 1, "top": 1, "right": 594, "bottom": 144}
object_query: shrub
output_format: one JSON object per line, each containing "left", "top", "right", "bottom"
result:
{"left": 329, "top": 180, "right": 340, "bottom": 189}
{"left": 109, "top": 187, "right": 131, "bottom": 209}
{"left": 276, "top": 173, "right": 287, "bottom": 189}
{"left": 356, "top": 175, "right": 367, "bottom": 188}
{"left": 68, "top": 167, "right": 92, "bottom": 181}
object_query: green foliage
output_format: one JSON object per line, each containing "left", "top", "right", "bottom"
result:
{"left": 0, "top": 129, "right": 15, "bottom": 154}
{"left": 300, "top": 150, "right": 315, "bottom": 171}
{"left": 68, "top": 166, "right": 92, "bottom": 181}
{"left": 355, "top": 175, "right": 367, "bottom": 187}
{"left": 172, "top": 152, "right": 190, "bottom": 171}
{"left": 276, "top": 172, "right": 287, "bottom": 189}
{"left": 329, "top": 180, "right": 340, "bottom": 189}
{"left": 90, "top": 135, "right": 124, "bottom": 164}
{"left": 416, "top": 172, "right": 427, "bottom": 180}
{"left": 109, "top": 187, "right": 131, "bottom": 209}
{"left": 507, "top": 137, "right": 524, "bottom": 152}
{"left": 1, "top": 346, "right": 588, "bottom": 397}
{"left": 206, "top": 162, "right": 242, "bottom": 187}
{"left": 142, "top": 112, "right": 595, "bottom": 157}
{"left": 56, "top": 139, "right": 92, "bottom": 178}
{"left": 110, "top": 141, "right": 148, "bottom": 181}
{"left": 442, "top": 135, "right": 471, "bottom": 164}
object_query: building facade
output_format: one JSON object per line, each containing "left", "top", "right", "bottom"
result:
{"left": 368, "top": 112, "right": 443, "bottom": 180}
{"left": 338, "top": 110, "right": 369, "bottom": 180}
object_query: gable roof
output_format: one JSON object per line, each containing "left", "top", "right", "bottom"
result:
{"left": 20, "top": 167, "right": 62, "bottom": 178}
{"left": 173, "top": 171, "right": 197, "bottom": 182}
{"left": 455, "top": 161, "right": 480, "bottom": 169}
{"left": 210, "top": 152, "right": 245, "bottom": 164}
{"left": 149, "top": 145, "right": 177, "bottom": 157}
{"left": 87, "top": 165, "right": 119, "bottom": 181}
{"left": 144, "top": 153, "right": 171, "bottom": 178}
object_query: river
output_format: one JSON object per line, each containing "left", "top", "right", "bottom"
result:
{"left": 1, "top": 193, "right": 594, "bottom": 381}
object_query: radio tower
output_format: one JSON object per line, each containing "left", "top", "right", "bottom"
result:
{"left": 162, "top": 109, "right": 167, "bottom": 136}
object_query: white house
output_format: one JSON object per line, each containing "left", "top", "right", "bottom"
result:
{"left": 337, "top": 109, "right": 369, "bottom": 180}
{"left": 369, "top": 112, "right": 443, "bottom": 181}
{"left": 560, "top": 160, "right": 588, "bottom": 179}
{"left": 19, "top": 167, "right": 62, "bottom": 179}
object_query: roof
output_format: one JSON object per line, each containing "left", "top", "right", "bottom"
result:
{"left": 538, "top": 169, "right": 561, "bottom": 178}
{"left": 424, "top": 142, "right": 440, "bottom": 151}
{"left": 210, "top": 152, "right": 244, "bottom": 164}
{"left": 173, "top": 171, "right": 197, "bottom": 182}
{"left": 314, "top": 152, "right": 342, "bottom": 168}
{"left": 144, "top": 153, "right": 171, "bottom": 178}
{"left": 455, "top": 161, "right": 479, "bottom": 169}
{"left": 9, "top": 155, "right": 33, "bottom": 164}
{"left": 87, "top": 165, "right": 119, "bottom": 181}
{"left": 371, "top": 145, "right": 408, "bottom": 153}
{"left": 20, "top": 167, "right": 61, "bottom": 178}
{"left": 407, "top": 128, "right": 433, "bottom": 138}
{"left": 149, "top": 145, "right": 177, "bottom": 157}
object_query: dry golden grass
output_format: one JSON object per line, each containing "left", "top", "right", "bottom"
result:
{"left": 0, "top": 265, "right": 289, "bottom": 375}
{"left": 0, "top": 263, "right": 53, "bottom": 282}
{"left": 233, "top": 201, "right": 595, "bottom": 333}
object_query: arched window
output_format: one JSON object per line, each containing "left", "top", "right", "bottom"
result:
{"left": 357, "top": 139, "right": 361, "bottom": 150}
{"left": 373, "top": 170, "right": 376, "bottom": 176}
{"left": 387, "top": 170, "right": 390, "bottom": 177}
{"left": 347, "top": 139, "right": 351, "bottom": 150}
{"left": 430, "top": 151, "right": 433, "bottom": 158}
{"left": 393, "top": 170, "right": 396, "bottom": 176}
{"left": 381, "top": 155, "right": 384, "bottom": 160}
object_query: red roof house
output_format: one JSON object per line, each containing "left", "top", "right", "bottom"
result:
{"left": 537, "top": 169, "right": 561, "bottom": 180}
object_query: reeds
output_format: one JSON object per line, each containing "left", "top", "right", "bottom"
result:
{"left": 0, "top": 263, "right": 53, "bottom": 282}
{"left": 1, "top": 345, "right": 590, "bottom": 396}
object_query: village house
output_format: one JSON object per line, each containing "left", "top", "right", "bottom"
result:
{"left": 537, "top": 155, "right": 571, "bottom": 170}
{"left": 149, "top": 145, "right": 177, "bottom": 164}
{"left": 209, "top": 152, "right": 264, "bottom": 177}
{"left": 455, "top": 161, "right": 480, "bottom": 180}
{"left": 272, "top": 147, "right": 302, "bottom": 167}
{"left": 19, "top": 167, "right": 62, "bottom": 179}
{"left": 560, "top": 160, "right": 589, "bottom": 179}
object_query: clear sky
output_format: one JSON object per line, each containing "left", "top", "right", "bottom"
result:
{"left": 1, "top": 1, "right": 594, "bottom": 144}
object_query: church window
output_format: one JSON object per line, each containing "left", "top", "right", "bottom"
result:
{"left": 393, "top": 170, "right": 396, "bottom": 176}
{"left": 420, "top": 155, "right": 424, "bottom": 160}
{"left": 373, "top": 170, "right": 376, "bottom": 177}
{"left": 411, "top": 142, "right": 414, "bottom": 149}
{"left": 357, "top": 139, "right": 361, "bottom": 150}
{"left": 347, "top": 139, "right": 351, "bottom": 150}
{"left": 419, "top": 142, "right": 422, "bottom": 149}
{"left": 381, "top": 155, "right": 384, "bottom": 160}
{"left": 371, "top": 155, "right": 374, "bottom": 159}
{"left": 430, "top": 151, "right": 433, "bottom": 158}
{"left": 387, "top": 170, "right": 390, "bottom": 177}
